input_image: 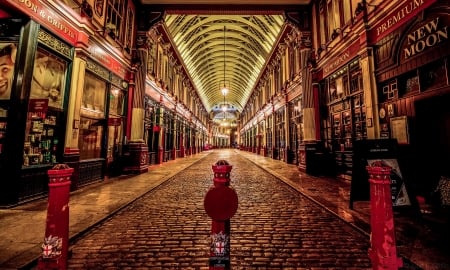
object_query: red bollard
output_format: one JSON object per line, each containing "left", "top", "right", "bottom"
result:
{"left": 158, "top": 146, "right": 164, "bottom": 164}
{"left": 204, "top": 160, "right": 238, "bottom": 270}
{"left": 38, "top": 164, "right": 74, "bottom": 270}
{"left": 366, "top": 164, "right": 403, "bottom": 270}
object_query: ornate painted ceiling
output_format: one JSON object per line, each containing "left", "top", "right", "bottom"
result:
{"left": 140, "top": 1, "right": 310, "bottom": 122}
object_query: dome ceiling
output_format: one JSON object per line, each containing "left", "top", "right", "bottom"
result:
{"left": 164, "top": 14, "right": 285, "bottom": 121}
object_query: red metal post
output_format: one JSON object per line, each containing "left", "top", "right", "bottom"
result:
{"left": 204, "top": 160, "right": 238, "bottom": 270}
{"left": 366, "top": 165, "right": 403, "bottom": 270}
{"left": 38, "top": 164, "right": 74, "bottom": 270}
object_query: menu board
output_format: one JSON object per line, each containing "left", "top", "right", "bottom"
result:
{"left": 350, "top": 139, "right": 411, "bottom": 209}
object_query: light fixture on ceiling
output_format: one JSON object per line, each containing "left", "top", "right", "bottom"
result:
{"left": 221, "top": 25, "right": 228, "bottom": 119}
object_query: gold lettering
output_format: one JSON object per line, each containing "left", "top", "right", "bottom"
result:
{"left": 404, "top": 19, "right": 448, "bottom": 59}
{"left": 424, "top": 17, "right": 439, "bottom": 33}
{"left": 376, "top": 0, "right": 424, "bottom": 37}
{"left": 17, "top": 0, "right": 38, "bottom": 12}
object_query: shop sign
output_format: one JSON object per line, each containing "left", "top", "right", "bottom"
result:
{"left": 28, "top": 99, "right": 48, "bottom": 113}
{"left": 322, "top": 41, "right": 359, "bottom": 78}
{"left": 88, "top": 43, "right": 127, "bottom": 78}
{"left": 402, "top": 16, "right": 448, "bottom": 60}
{"left": 6, "top": 0, "right": 78, "bottom": 45}
{"left": 369, "top": 0, "right": 436, "bottom": 43}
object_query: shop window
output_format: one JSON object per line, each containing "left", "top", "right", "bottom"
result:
{"left": 30, "top": 48, "right": 67, "bottom": 109}
{"left": 109, "top": 87, "right": 125, "bottom": 115}
{"left": 22, "top": 47, "right": 68, "bottom": 167}
{"left": 400, "top": 71, "right": 420, "bottom": 97}
{"left": 329, "top": 76, "right": 344, "bottom": 102}
{"left": 350, "top": 70, "right": 362, "bottom": 93}
{"left": 79, "top": 73, "right": 106, "bottom": 160}
{"left": 107, "top": 87, "right": 125, "bottom": 160}
{"left": 420, "top": 60, "right": 448, "bottom": 91}
{"left": 81, "top": 72, "right": 106, "bottom": 118}
{"left": 78, "top": 117, "right": 104, "bottom": 160}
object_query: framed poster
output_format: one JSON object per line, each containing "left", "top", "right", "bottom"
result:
{"left": 367, "top": 159, "right": 411, "bottom": 207}
{"left": 390, "top": 116, "right": 409, "bottom": 144}
{"left": 0, "top": 43, "right": 17, "bottom": 100}
{"left": 30, "top": 48, "right": 67, "bottom": 109}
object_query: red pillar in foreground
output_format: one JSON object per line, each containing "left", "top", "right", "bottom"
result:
{"left": 367, "top": 164, "right": 403, "bottom": 270}
{"left": 204, "top": 160, "right": 238, "bottom": 270}
{"left": 38, "top": 164, "right": 74, "bottom": 270}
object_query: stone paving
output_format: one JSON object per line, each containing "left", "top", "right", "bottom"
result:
{"left": 0, "top": 149, "right": 448, "bottom": 270}
{"left": 67, "top": 151, "right": 371, "bottom": 269}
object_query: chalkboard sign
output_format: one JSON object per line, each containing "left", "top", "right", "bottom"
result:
{"left": 350, "top": 139, "right": 411, "bottom": 209}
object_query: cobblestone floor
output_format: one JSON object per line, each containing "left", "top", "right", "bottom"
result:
{"left": 67, "top": 151, "right": 371, "bottom": 269}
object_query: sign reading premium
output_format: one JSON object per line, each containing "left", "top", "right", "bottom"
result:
{"left": 403, "top": 17, "right": 448, "bottom": 59}
{"left": 369, "top": 0, "right": 436, "bottom": 43}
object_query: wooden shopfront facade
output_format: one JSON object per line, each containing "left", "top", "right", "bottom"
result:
{"left": 371, "top": 0, "right": 450, "bottom": 200}
{"left": 0, "top": 0, "right": 134, "bottom": 207}
{"left": 0, "top": 1, "right": 80, "bottom": 206}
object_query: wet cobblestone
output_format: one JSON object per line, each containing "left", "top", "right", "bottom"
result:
{"left": 68, "top": 151, "right": 371, "bottom": 269}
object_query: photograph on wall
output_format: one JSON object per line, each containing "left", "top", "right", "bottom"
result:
{"left": 367, "top": 158, "right": 411, "bottom": 207}
{"left": 30, "top": 49, "right": 67, "bottom": 109}
{"left": 0, "top": 43, "right": 17, "bottom": 100}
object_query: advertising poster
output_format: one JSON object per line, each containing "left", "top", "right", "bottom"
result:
{"left": 367, "top": 158, "right": 411, "bottom": 207}
{"left": 350, "top": 139, "right": 412, "bottom": 208}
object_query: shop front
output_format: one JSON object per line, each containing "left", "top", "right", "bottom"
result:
{"left": 0, "top": 1, "right": 82, "bottom": 206}
{"left": 371, "top": 0, "right": 450, "bottom": 201}
{"left": 288, "top": 96, "right": 303, "bottom": 165}
{"left": 317, "top": 41, "right": 365, "bottom": 180}
{"left": 76, "top": 61, "right": 128, "bottom": 184}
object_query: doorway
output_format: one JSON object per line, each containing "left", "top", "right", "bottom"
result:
{"left": 414, "top": 94, "right": 450, "bottom": 199}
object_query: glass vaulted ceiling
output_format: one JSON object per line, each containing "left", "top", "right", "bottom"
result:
{"left": 164, "top": 14, "right": 285, "bottom": 121}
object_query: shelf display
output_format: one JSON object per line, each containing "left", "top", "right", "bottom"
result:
{"left": 23, "top": 106, "right": 59, "bottom": 167}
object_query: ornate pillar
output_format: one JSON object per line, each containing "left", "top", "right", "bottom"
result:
{"left": 63, "top": 53, "right": 86, "bottom": 190}
{"left": 123, "top": 31, "right": 149, "bottom": 174}
{"left": 301, "top": 49, "right": 317, "bottom": 142}
{"left": 360, "top": 47, "right": 379, "bottom": 139}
